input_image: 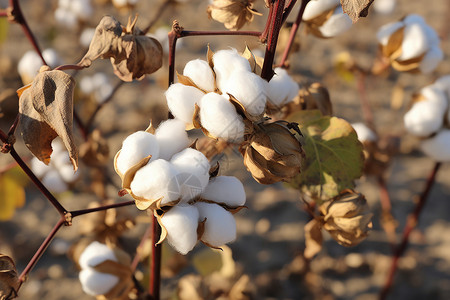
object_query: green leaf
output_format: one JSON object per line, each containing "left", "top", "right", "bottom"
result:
{"left": 0, "top": 18, "right": 8, "bottom": 45}
{"left": 0, "top": 171, "right": 26, "bottom": 221}
{"left": 287, "top": 110, "right": 364, "bottom": 202}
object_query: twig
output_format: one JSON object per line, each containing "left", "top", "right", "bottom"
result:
{"left": 150, "top": 215, "right": 162, "bottom": 299}
{"left": 281, "top": 0, "right": 299, "bottom": 24}
{"left": 7, "top": 113, "right": 20, "bottom": 137}
{"left": 70, "top": 200, "right": 135, "bottom": 218}
{"left": 54, "top": 64, "right": 86, "bottom": 71}
{"left": 379, "top": 162, "right": 442, "bottom": 300}
{"left": 260, "top": 3, "right": 274, "bottom": 43}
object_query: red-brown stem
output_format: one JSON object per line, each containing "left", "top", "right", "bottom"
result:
{"left": 278, "top": 0, "right": 310, "bottom": 69}
{"left": 281, "top": 0, "right": 299, "bottom": 24}
{"left": 150, "top": 215, "right": 162, "bottom": 299}
{"left": 8, "top": 113, "right": 20, "bottom": 136}
{"left": 0, "top": 128, "right": 8, "bottom": 143}
{"left": 70, "top": 200, "right": 135, "bottom": 218}
{"left": 54, "top": 64, "right": 86, "bottom": 71}
{"left": 377, "top": 175, "right": 396, "bottom": 249}
{"left": 260, "top": 3, "right": 274, "bottom": 43}
{"left": 357, "top": 70, "right": 376, "bottom": 133}
{"left": 167, "top": 29, "right": 178, "bottom": 86}
{"left": 379, "top": 162, "right": 442, "bottom": 300}
{"left": 130, "top": 225, "right": 153, "bottom": 272}
{"left": 73, "top": 109, "right": 88, "bottom": 141}
{"left": 0, "top": 10, "right": 7, "bottom": 17}
{"left": 179, "top": 30, "right": 261, "bottom": 38}
{"left": 17, "top": 216, "right": 66, "bottom": 288}
{"left": 9, "top": 147, "right": 68, "bottom": 216}
{"left": 261, "top": 0, "right": 286, "bottom": 81}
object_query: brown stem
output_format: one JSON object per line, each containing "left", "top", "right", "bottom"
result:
{"left": 260, "top": 3, "right": 274, "bottom": 43}
{"left": 70, "top": 200, "right": 135, "bottom": 218}
{"left": 179, "top": 30, "right": 261, "bottom": 38}
{"left": 150, "top": 215, "right": 162, "bottom": 299}
{"left": 167, "top": 26, "right": 179, "bottom": 86}
{"left": 130, "top": 225, "right": 153, "bottom": 272}
{"left": 281, "top": 0, "right": 298, "bottom": 24}
{"left": 54, "top": 64, "right": 86, "bottom": 71}
{"left": 0, "top": 128, "right": 8, "bottom": 143}
{"left": 7, "top": 113, "right": 20, "bottom": 137}
{"left": 379, "top": 162, "right": 442, "bottom": 300}
{"left": 278, "top": 0, "right": 310, "bottom": 68}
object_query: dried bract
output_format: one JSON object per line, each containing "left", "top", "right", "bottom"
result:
{"left": 207, "top": 0, "right": 261, "bottom": 31}
{"left": 286, "top": 82, "right": 332, "bottom": 117}
{"left": 0, "top": 254, "right": 19, "bottom": 300}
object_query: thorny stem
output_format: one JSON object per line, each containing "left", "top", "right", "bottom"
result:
{"left": 131, "top": 225, "right": 153, "bottom": 272}
{"left": 70, "top": 200, "right": 135, "bottom": 218}
{"left": 150, "top": 215, "right": 162, "bottom": 299}
{"left": 379, "top": 162, "right": 442, "bottom": 300}
{"left": 278, "top": 0, "right": 310, "bottom": 69}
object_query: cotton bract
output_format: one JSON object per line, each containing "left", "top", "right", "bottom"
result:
{"left": 267, "top": 68, "right": 299, "bottom": 107}
{"left": 183, "top": 59, "right": 216, "bottom": 92}
{"left": 420, "top": 130, "right": 450, "bottom": 162}
{"left": 201, "top": 176, "right": 246, "bottom": 207}
{"left": 165, "top": 83, "right": 205, "bottom": 125}
{"left": 155, "top": 119, "right": 190, "bottom": 160}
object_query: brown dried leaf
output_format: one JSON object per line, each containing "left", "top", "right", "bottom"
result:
{"left": 0, "top": 254, "right": 19, "bottom": 300}
{"left": 207, "top": 0, "right": 261, "bottom": 31}
{"left": 340, "top": 0, "right": 374, "bottom": 23}
{"left": 241, "top": 46, "right": 262, "bottom": 75}
{"left": 304, "top": 219, "right": 323, "bottom": 259}
{"left": 19, "top": 68, "right": 78, "bottom": 170}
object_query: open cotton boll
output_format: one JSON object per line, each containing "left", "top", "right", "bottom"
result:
{"left": 80, "top": 28, "right": 96, "bottom": 48}
{"left": 403, "top": 14, "right": 426, "bottom": 26}
{"left": 373, "top": 0, "right": 396, "bottom": 15}
{"left": 303, "top": 0, "right": 340, "bottom": 21}
{"left": 160, "top": 205, "right": 199, "bottom": 254}
{"left": 267, "top": 68, "right": 299, "bottom": 107}
{"left": 398, "top": 23, "right": 428, "bottom": 61}
{"left": 31, "top": 157, "right": 50, "bottom": 178}
{"left": 418, "top": 47, "right": 443, "bottom": 74}
{"left": 195, "top": 202, "right": 236, "bottom": 247}
{"left": 18, "top": 51, "right": 43, "bottom": 81}
{"left": 376, "top": 22, "right": 404, "bottom": 46}
{"left": 166, "top": 83, "right": 205, "bottom": 125}
{"left": 201, "top": 176, "right": 246, "bottom": 207}
{"left": 318, "top": 6, "right": 352, "bottom": 38}
{"left": 79, "top": 76, "right": 95, "bottom": 95}
{"left": 130, "top": 159, "right": 181, "bottom": 206}
{"left": 54, "top": 8, "right": 77, "bottom": 28}
{"left": 93, "top": 73, "right": 113, "bottom": 103}
{"left": 70, "top": 0, "right": 93, "bottom": 20}
{"left": 222, "top": 70, "right": 267, "bottom": 116}
{"left": 212, "top": 49, "right": 251, "bottom": 91}
{"left": 58, "top": 164, "right": 80, "bottom": 183}
{"left": 183, "top": 59, "right": 215, "bottom": 92}
{"left": 199, "top": 93, "right": 245, "bottom": 142}
{"left": 42, "top": 170, "right": 68, "bottom": 194}
{"left": 79, "top": 269, "right": 119, "bottom": 296}
{"left": 432, "top": 75, "right": 450, "bottom": 99}
{"left": 78, "top": 241, "right": 118, "bottom": 270}
{"left": 420, "top": 130, "right": 450, "bottom": 162}
{"left": 155, "top": 119, "right": 190, "bottom": 160}
{"left": 116, "top": 131, "right": 160, "bottom": 175}
{"left": 351, "top": 123, "right": 377, "bottom": 142}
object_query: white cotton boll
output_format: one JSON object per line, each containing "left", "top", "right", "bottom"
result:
{"left": 130, "top": 159, "right": 180, "bottom": 205}
{"left": 183, "top": 59, "right": 215, "bottom": 92}
{"left": 351, "top": 122, "right": 377, "bottom": 142}
{"left": 212, "top": 49, "right": 251, "bottom": 91}
{"left": 31, "top": 157, "right": 50, "bottom": 178}
{"left": 42, "top": 49, "right": 63, "bottom": 69}
{"left": 79, "top": 76, "right": 95, "bottom": 94}
{"left": 418, "top": 47, "right": 443, "bottom": 74}
{"left": 318, "top": 6, "right": 352, "bottom": 38}
{"left": 79, "top": 269, "right": 119, "bottom": 296}
{"left": 78, "top": 241, "right": 118, "bottom": 269}
{"left": 116, "top": 131, "right": 160, "bottom": 175}
{"left": 42, "top": 170, "right": 68, "bottom": 194}
{"left": 267, "top": 68, "right": 299, "bottom": 107}
{"left": 420, "top": 130, "right": 450, "bottom": 162}
{"left": 403, "top": 14, "right": 426, "bottom": 26}
{"left": 18, "top": 51, "right": 43, "bottom": 81}
{"left": 199, "top": 93, "right": 245, "bottom": 142}
{"left": 201, "top": 176, "right": 246, "bottom": 207}
{"left": 72, "top": 0, "right": 93, "bottom": 20}
{"left": 195, "top": 202, "right": 236, "bottom": 247}
{"left": 398, "top": 23, "right": 428, "bottom": 61}
{"left": 376, "top": 22, "right": 404, "bottom": 46}
{"left": 433, "top": 75, "right": 450, "bottom": 99}
{"left": 303, "top": 0, "right": 340, "bottom": 21}
{"left": 373, "top": 0, "right": 396, "bottom": 15}
{"left": 54, "top": 8, "right": 77, "bottom": 28}
{"left": 165, "top": 83, "right": 205, "bottom": 125}
{"left": 52, "top": 151, "right": 71, "bottom": 169}
{"left": 423, "top": 25, "right": 440, "bottom": 47}
{"left": 221, "top": 70, "right": 267, "bottom": 116}
{"left": 93, "top": 73, "right": 113, "bottom": 103}
{"left": 155, "top": 119, "right": 190, "bottom": 160}
{"left": 80, "top": 28, "right": 96, "bottom": 48}
{"left": 160, "top": 205, "right": 199, "bottom": 254}
{"left": 58, "top": 164, "right": 79, "bottom": 183}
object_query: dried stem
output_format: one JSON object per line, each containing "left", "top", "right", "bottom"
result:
{"left": 379, "top": 162, "right": 442, "bottom": 300}
{"left": 70, "top": 200, "right": 135, "bottom": 218}
{"left": 54, "top": 64, "right": 86, "bottom": 71}
{"left": 150, "top": 215, "right": 162, "bottom": 299}
{"left": 281, "top": 0, "right": 299, "bottom": 24}
{"left": 8, "top": 113, "right": 20, "bottom": 137}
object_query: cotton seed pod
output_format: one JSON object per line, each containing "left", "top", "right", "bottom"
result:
{"left": 207, "top": 0, "right": 261, "bottom": 31}
{"left": 166, "top": 83, "right": 205, "bottom": 126}
{"left": 155, "top": 119, "right": 190, "bottom": 160}
{"left": 79, "top": 268, "right": 119, "bottom": 296}
{"left": 18, "top": 49, "right": 63, "bottom": 84}
{"left": 78, "top": 241, "right": 118, "bottom": 269}
{"left": 420, "top": 129, "right": 450, "bottom": 162}
{"left": 241, "top": 121, "right": 304, "bottom": 184}
{"left": 201, "top": 176, "right": 246, "bottom": 207}
{"left": 212, "top": 49, "right": 251, "bottom": 91}
{"left": 183, "top": 59, "right": 216, "bottom": 92}
{"left": 267, "top": 67, "right": 299, "bottom": 108}
{"left": 320, "top": 190, "right": 373, "bottom": 247}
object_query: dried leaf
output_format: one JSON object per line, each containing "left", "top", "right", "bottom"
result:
{"left": 0, "top": 173, "right": 26, "bottom": 221}
{"left": 304, "top": 219, "right": 323, "bottom": 259}
{"left": 0, "top": 254, "right": 19, "bottom": 300}
{"left": 207, "top": 0, "right": 261, "bottom": 31}
{"left": 241, "top": 46, "right": 262, "bottom": 75}
{"left": 19, "top": 68, "right": 78, "bottom": 170}
{"left": 340, "top": 0, "right": 374, "bottom": 23}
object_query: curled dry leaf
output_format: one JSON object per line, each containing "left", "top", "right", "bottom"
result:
{"left": 207, "top": 0, "right": 262, "bottom": 31}
{"left": 0, "top": 254, "right": 19, "bottom": 300}
{"left": 361, "top": 135, "right": 399, "bottom": 177}
{"left": 18, "top": 67, "right": 78, "bottom": 170}
{"left": 340, "top": 0, "right": 374, "bottom": 23}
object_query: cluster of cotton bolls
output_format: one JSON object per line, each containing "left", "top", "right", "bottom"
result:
{"left": 54, "top": 0, "right": 93, "bottom": 29}
{"left": 115, "top": 119, "right": 246, "bottom": 254}
{"left": 79, "top": 73, "right": 114, "bottom": 104}
{"left": 31, "top": 139, "right": 79, "bottom": 193}
{"left": 302, "top": 0, "right": 352, "bottom": 38}
{"left": 165, "top": 48, "right": 299, "bottom": 142}
{"left": 17, "top": 49, "right": 62, "bottom": 84}
{"left": 78, "top": 242, "right": 119, "bottom": 296}
{"left": 377, "top": 14, "right": 443, "bottom": 74}
{"left": 404, "top": 75, "right": 450, "bottom": 161}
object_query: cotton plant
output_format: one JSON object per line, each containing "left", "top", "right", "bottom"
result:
{"left": 79, "top": 73, "right": 114, "bottom": 104}
{"left": 54, "top": 0, "right": 93, "bottom": 29}
{"left": 17, "top": 49, "right": 63, "bottom": 84}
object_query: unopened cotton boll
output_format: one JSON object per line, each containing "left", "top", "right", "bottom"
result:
{"left": 351, "top": 123, "right": 377, "bottom": 142}
{"left": 303, "top": 0, "right": 340, "bottom": 20}
{"left": 267, "top": 68, "right": 299, "bottom": 107}
{"left": 199, "top": 93, "right": 245, "bottom": 142}
{"left": 166, "top": 83, "right": 205, "bottom": 125}
{"left": 201, "top": 176, "right": 246, "bottom": 207}
{"left": 155, "top": 119, "right": 190, "bottom": 160}
{"left": 195, "top": 202, "right": 236, "bottom": 247}
{"left": 130, "top": 159, "right": 181, "bottom": 206}
{"left": 79, "top": 269, "right": 119, "bottom": 296}
{"left": 183, "top": 59, "right": 215, "bottom": 92}
{"left": 318, "top": 6, "right": 352, "bottom": 38}
{"left": 212, "top": 49, "right": 251, "bottom": 91}
{"left": 222, "top": 70, "right": 267, "bottom": 116}
{"left": 116, "top": 131, "right": 160, "bottom": 175}
{"left": 78, "top": 241, "right": 118, "bottom": 270}
{"left": 160, "top": 205, "right": 199, "bottom": 254}
{"left": 420, "top": 129, "right": 450, "bottom": 162}
{"left": 42, "top": 170, "right": 68, "bottom": 194}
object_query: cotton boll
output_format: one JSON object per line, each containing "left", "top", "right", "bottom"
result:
{"left": 183, "top": 59, "right": 215, "bottom": 92}
{"left": 93, "top": 73, "right": 113, "bottom": 103}
{"left": 80, "top": 28, "right": 96, "bottom": 48}
{"left": 195, "top": 202, "right": 236, "bottom": 247}
{"left": 42, "top": 170, "right": 68, "bottom": 194}
{"left": 433, "top": 75, "right": 450, "bottom": 99}
{"left": 130, "top": 159, "right": 181, "bottom": 206}
{"left": 18, "top": 51, "right": 44, "bottom": 83}
{"left": 116, "top": 131, "right": 160, "bottom": 175}
{"left": 52, "top": 151, "right": 71, "bottom": 170}
{"left": 398, "top": 23, "right": 428, "bottom": 61}
{"left": 31, "top": 157, "right": 50, "bottom": 178}
{"left": 373, "top": 0, "right": 396, "bottom": 15}
{"left": 71, "top": 0, "right": 93, "bottom": 20}
{"left": 377, "top": 22, "right": 404, "bottom": 46}
{"left": 221, "top": 70, "right": 267, "bottom": 116}
{"left": 303, "top": 0, "right": 340, "bottom": 21}
{"left": 58, "top": 164, "right": 79, "bottom": 183}
{"left": 58, "top": 0, "right": 71, "bottom": 8}
{"left": 267, "top": 68, "right": 299, "bottom": 107}
{"left": 212, "top": 49, "right": 251, "bottom": 91}
{"left": 155, "top": 119, "right": 190, "bottom": 160}
{"left": 78, "top": 241, "right": 118, "bottom": 270}
{"left": 160, "top": 205, "right": 199, "bottom": 254}
{"left": 201, "top": 176, "right": 246, "bottom": 207}
{"left": 318, "top": 6, "right": 352, "bottom": 38}
{"left": 79, "top": 269, "right": 119, "bottom": 296}
{"left": 79, "top": 76, "right": 95, "bottom": 94}
{"left": 55, "top": 8, "right": 78, "bottom": 28}
{"left": 199, "top": 93, "right": 245, "bottom": 142}
{"left": 420, "top": 130, "right": 450, "bottom": 162}
{"left": 423, "top": 25, "right": 440, "bottom": 47}
{"left": 403, "top": 14, "right": 426, "bottom": 26}
{"left": 351, "top": 123, "right": 377, "bottom": 142}
{"left": 419, "top": 47, "right": 443, "bottom": 74}
{"left": 165, "top": 83, "right": 205, "bottom": 125}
